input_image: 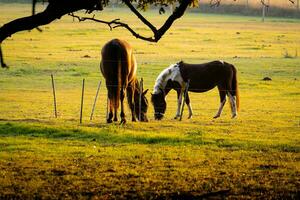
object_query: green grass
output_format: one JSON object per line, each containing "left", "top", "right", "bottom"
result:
{"left": 0, "top": 3, "right": 300, "bottom": 199}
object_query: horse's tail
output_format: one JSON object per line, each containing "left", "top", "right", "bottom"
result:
{"left": 120, "top": 46, "right": 129, "bottom": 96}
{"left": 105, "top": 42, "right": 122, "bottom": 110}
{"left": 231, "top": 64, "right": 240, "bottom": 111}
{"left": 114, "top": 52, "right": 121, "bottom": 110}
{"left": 116, "top": 42, "right": 129, "bottom": 108}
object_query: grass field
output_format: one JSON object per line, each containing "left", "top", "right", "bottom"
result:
{"left": 0, "top": 3, "right": 300, "bottom": 199}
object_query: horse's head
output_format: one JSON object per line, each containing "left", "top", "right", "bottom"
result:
{"left": 151, "top": 89, "right": 166, "bottom": 120}
{"left": 135, "top": 89, "right": 149, "bottom": 122}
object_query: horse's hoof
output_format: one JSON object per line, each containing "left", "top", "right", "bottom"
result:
{"left": 132, "top": 118, "right": 137, "bottom": 122}
{"left": 188, "top": 115, "right": 192, "bottom": 119}
{"left": 231, "top": 114, "right": 237, "bottom": 119}
{"left": 113, "top": 118, "right": 118, "bottom": 122}
{"left": 213, "top": 115, "right": 220, "bottom": 119}
{"left": 1, "top": 63, "right": 9, "bottom": 69}
{"left": 120, "top": 119, "right": 126, "bottom": 124}
{"left": 107, "top": 119, "right": 113, "bottom": 123}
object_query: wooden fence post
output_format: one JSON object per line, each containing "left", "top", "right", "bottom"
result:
{"left": 179, "top": 79, "right": 190, "bottom": 121}
{"left": 80, "top": 78, "right": 85, "bottom": 124}
{"left": 246, "top": 0, "right": 249, "bottom": 10}
{"left": 51, "top": 74, "right": 57, "bottom": 118}
{"left": 90, "top": 80, "right": 101, "bottom": 120}
{"left": 139, "top": 78, "right": 144, "bottom": 121}
{"left": 262, "top": 4, "right": 266, "bottom": 22}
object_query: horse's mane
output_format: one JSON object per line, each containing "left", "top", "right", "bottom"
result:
{"left": 153, "top": 63, "right": 179, "bottom": 94}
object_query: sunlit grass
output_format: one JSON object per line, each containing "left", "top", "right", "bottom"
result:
{"left": 0, "top": 3, "right": 299, "bottom": 199}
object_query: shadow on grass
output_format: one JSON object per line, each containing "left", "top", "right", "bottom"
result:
{"left": 0, "top": 121, "right": 209, "bottom": 146}
{"left": 0, "top": 122, "right": 299, "bottom": 153}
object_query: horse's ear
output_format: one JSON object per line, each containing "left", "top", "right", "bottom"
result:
{"left": 143, "top": 89, "right": 149, "bottom": 96}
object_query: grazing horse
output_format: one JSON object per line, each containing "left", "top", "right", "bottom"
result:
{"left": 100, "top": 39, "right": 149, "bottom": 124}
{"left": 151, "top": 60, "right": 240, "bottom": 120}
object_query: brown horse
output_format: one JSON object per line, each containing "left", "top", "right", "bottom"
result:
{"left": 151, "top": 60, "right": 240, "bottom": 120}
{"left": 100, "top": 39, "right": 148, "bottom": 124}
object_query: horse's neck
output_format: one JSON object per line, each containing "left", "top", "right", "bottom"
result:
{"left": 154, "top": 80, "right": 168, "bottom": 94}
{"left": 154, "top": 64, "right": 181, "bottom": 94}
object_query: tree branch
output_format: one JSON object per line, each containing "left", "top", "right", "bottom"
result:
{"left": 0, "top": 0, "right": 103, "bottom": 68}
{"left": 0, "top": 1, "right": 99, "bottom": 43}
{"left": 0, "top": 6, "right": 65, "bottom": 68}
{"left": 70, "top": 0, "right": 192, "bottom": 43}
{"left": 289, "top": 0, "right": 295, "bottom": 4}
{"left": 122, "top": 0, "right": 193, "bottom": 41}
{"left": 154, "top": 0, "right": 193, "bottom": 41}
{"left": 122, "top": 0, "right": 157, "bottom": 33}
{"left": 0, "top": 0, "right": 193, "bottom": 68}
{"left": 69, "top": 13, "right": 155, "bottom": 42}
{"left": 0, "top": 44, "right": 8, "bottom": 68}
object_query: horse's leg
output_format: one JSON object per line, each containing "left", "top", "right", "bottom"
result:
{"left": 126, "top": 85, "right": 136, "bottom": 122}
{"left": 214, "top": 86, "right": 226, "bottom": 119}
{"left": 227, "top": 92, "right": 237, "bottom": 118}
{"left": 107, "top": 98, "right": 113, "bottom": 123}
{"left": 113, "top": 96, "right": 118, "bottom": 122}
{"left": 185, "top": 92, "right": 193, "bottom": 119}
{"left": 113, "top": 109, "right": 118, "bottom": 122}
{"left": 120, "top": 87, "right": 126, "bottom": 124}
{"left": 174, "top": 89, "right": 183, "bottom": 119}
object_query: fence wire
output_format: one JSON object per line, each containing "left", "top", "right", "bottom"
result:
{"left": 0, "top": 71, "right": 299, "bottom": 124}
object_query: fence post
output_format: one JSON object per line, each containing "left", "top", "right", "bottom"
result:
{"left": 80, "top": 78, "right": 85, "bottom": 124}
{"left": 262, "top": 4, "right": 266, "bottom": 22}
{"left": 245, "top": 0, "right": 249, "bottom": 12}
{"left": 139, "top": 78, "right": 144, "bottom": 121}
{"left": 90, "top": 80, "right": 101, "bottom": 120}
{"left": 51, "top": 74, "right": 57, "bottom": 118}
{"left": 179, "top": 79, "right": 190, "bottom": 121}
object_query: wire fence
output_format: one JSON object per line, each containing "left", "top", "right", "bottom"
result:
{"left": 0, "top": 70, "right": 299, "bottom": 124}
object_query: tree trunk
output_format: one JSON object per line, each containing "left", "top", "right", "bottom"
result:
{"left": 32, "top": 0, "right": 37, "bottom": 15}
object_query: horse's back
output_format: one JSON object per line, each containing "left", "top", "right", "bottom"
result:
{"left": 100, "top": 39, "right": 136, "bottom": 83}
{"left": 101, "top": 39, "right": 130, "bottom": 73}
{"left": 179, "top": 60, "right": 235, "bottom": 92}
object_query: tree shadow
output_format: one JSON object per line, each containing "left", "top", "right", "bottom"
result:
{"left": 0, "top": 121, "right": 209, "bottom": 146}
{"left": 0, "top": 121, "right": 299, "bottom": 153}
